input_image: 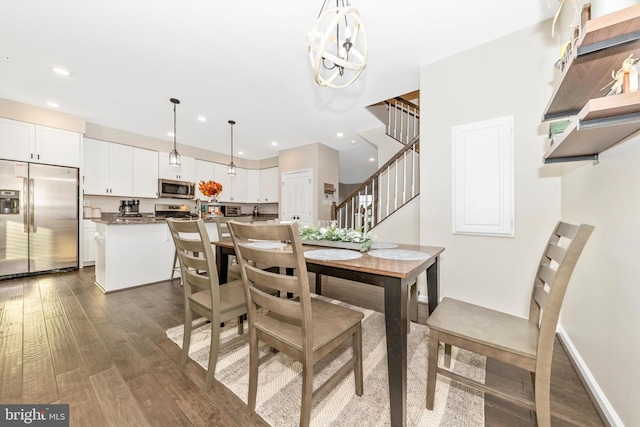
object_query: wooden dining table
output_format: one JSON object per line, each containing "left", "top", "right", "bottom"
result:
{"left": 212, "top": 239, "right": 445, "bottom": 427}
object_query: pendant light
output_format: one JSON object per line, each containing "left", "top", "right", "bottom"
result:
{"left": 307, "top": 0, "right": 368, "bottom": 88}
{"left": 227, "top": 120, "right": 236, "bottom": 175}
{"left": 168, "top": 98, "right": 181, "bottom": 166}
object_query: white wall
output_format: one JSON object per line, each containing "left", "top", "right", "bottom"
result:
{"left": 560, "top": 138, "right": 640, "bottom": 427}
{"left": 370, "top": 196, "right": 420, "bottom": 245}
{"left": 420, "top": 21, "right": 561, "bottom": 316}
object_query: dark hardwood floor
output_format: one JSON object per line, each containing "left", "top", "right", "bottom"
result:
{"left": 0, "top": 268, "right": 604, "bottom": 426}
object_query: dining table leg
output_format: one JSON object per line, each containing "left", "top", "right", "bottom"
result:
{"left": 216, "top": 246, "right": 228, "bottom": 284}
{"left": 426, "top": 255, "right": 440, "bottom": 315}
{"left": 384, "top": 278, "right": 408, "bottom": 427}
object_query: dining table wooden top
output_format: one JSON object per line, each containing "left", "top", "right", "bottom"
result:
{"left": 212, "top": 239, "right": 445, "bottom": 280}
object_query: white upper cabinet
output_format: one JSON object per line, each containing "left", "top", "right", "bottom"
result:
{"left": 83, "top": 138, "right": 133, "bottom": 197}
{"left": 213, "top": 163, "right": 247, "bottom": 202}
{"left": 133, "top": 148, "right": 159, "bottom": 198}
{"left": 195, "top": 159, "right": 215, "bottom": 199}
{"left": 0, "top": 118, "right": 35, "bottom": 162}
{"left": 158, "top": 152, "right": 196, "bottom": 182}
{"left": 260, "top": 167, "right": 279, "bottom": 203}
{"left": 0, "top": 118, "right": 80, "bottom": 167}
{"left": 246, "top": 169, "right": 260, "bottom": 203}
{"left": 231, "top": 167, "right": 247, "bottom": 203}
{"left": 213, "top": 163, "right": 232, "bottom": 202}
{"left": 34, "top": 126, "right": 81, "bottom": 167}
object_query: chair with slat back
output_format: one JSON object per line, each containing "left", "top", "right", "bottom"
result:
{"left": 425, "top": 221, "right": 594, "bottom": 427}
{"left": 227, "top": 220, "right": 364, "bottom": 427}
{"left": 166, "top": 218, "right": 248, "bottom": 391}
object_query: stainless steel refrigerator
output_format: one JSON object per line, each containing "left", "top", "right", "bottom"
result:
{"left": 0, "top": 159, "right": 78, "bottom": 278}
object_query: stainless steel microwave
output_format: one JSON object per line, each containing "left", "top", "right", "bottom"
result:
{"left": 158, "top": 179, "right": 195, "bottom": 199}
{"left": 221, "top": 205, "right": 241, "bottom": 216}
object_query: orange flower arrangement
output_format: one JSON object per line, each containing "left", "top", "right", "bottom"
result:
{"left": 198, "top": 180, "right": 223, "bottom": 198}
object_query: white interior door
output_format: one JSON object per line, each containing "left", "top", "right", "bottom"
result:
{"left": 281, "top": 169, "right": 312, "bottom": 225}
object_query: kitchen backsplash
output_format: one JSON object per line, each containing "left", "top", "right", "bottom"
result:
{"left": 83, "top": 195, "right": 279, "bottom": 216}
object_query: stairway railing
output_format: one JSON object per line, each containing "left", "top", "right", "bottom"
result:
{"left": 385, "top": 97, "right": 420, "bottom": 145}
{"left": 334, "top": 135, "right": 420, "bottom": 231}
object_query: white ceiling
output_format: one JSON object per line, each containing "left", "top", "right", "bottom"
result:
{"left": 0, "top": 1, "right": 556, "bottom": 183}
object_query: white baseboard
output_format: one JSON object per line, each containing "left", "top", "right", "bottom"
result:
{"left": 556, "top": 325, "right": 623, "bottom": 427}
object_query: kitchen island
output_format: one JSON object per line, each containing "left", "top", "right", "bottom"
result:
{"left": 91, "top": 214, "right": 278, "bottom": 292}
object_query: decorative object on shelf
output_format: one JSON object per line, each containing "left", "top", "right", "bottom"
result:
{"left": 548, "top": 119, "right": 571, "bottom": 146}
{"left": 299, "top": 221, "right": 372, "bottom": 251}
{"left": 198, "top": 180, "right": 223, "bottom": 200}
{"left": 227, "top": 120, "right": 236, "bottom": 175}
{"left": 549, "top": 0, "right": 588, "bottom": 71}
{"left": 602, "top": 54, "right": 639, "bottom": 95}
{"left": 169, "top": 98, "right": 181, "bottom": 166}
{"left": 307, "top": 0, "right": 368, "bottom": 88}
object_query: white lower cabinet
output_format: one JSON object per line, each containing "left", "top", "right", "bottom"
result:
{"left": 94, "top": 221, "right": 220, "bottom": 292}
{"left": 83, "top": 220, "right": 97, "bottom": 266}
{"left": 95, "top": 222, "right": 175, "bottom": 292}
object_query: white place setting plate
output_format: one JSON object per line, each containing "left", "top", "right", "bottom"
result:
{"left": 367, "top": 249, "right": 430, "bottom": 261}
{"left": 303, "top": 249, "right": 363, "bottom": 261}
{"left": 245, "top": 241, "right": 287, "bottom": 249}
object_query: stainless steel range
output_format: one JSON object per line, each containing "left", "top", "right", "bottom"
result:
{"left": 154, "top": 203, "right": 195, "bottom": 219}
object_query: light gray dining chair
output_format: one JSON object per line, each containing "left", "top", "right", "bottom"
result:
{"left": 227, "top": 220, "right": 364, "bottom": 427}
{"left": 166, "top": 218, "right": 248, "bottom": 391}
{"left": 425, "top": 221, "right": 594, "bottom": 427}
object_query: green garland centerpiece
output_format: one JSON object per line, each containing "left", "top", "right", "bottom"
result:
{"left": 299, "top": 221, "right": 372, "bottom": 252}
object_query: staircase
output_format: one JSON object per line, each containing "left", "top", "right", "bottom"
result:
{"left": 334, "top": 134, "right": 419, "bottom": 232}
{"left": 385, "top": 96, "right": 420, "bottom": 146}
{"left": 335, "top": 94, "right": 420, "bottom": 231}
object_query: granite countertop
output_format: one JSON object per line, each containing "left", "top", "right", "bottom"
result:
{"left": 91, "top": 213, "right": 279, "bottom": 225}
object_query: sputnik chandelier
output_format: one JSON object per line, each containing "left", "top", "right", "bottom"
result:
{"left": 307, "top": 0, "right": 368, "bottom": 88}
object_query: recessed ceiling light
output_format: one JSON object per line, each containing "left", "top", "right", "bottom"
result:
{"left": 351, "top": 140, "right": 357, "bottom": 144}
{"left": 52, "top": 66, "right": 70, "bottom": 76}
{"left": 369, "top": 157, "right": 375, "bottom": 162}
{"left": 238, "top": 151, "right": 244, "bottom": 155}
{"left": 337, "top": 132, "right": 344, "bottom": 137}
{"left": 197, "top": 115, "right": 207, "bottom": 122}
{"left": 46, "top": 101, "right": 59, "bottom": 108}
{"left": 271, "top": 141, "right": 278, "bottom": 146}
{"left": 167, "top": 132, "right": 175, "bottom": 137}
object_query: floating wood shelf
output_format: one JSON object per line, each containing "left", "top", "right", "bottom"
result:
{"left": 543, "top": 4, "right": 640, "bottom": 121}
{"left": 542, "top": 4, "right": 640, "bottom": 163}
{"left": 544, "top": 91, "right": 640, "bottom": 162}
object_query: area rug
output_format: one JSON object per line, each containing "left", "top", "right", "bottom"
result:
{"left": 166, "top": 297, "right": 486, "bottom": 426}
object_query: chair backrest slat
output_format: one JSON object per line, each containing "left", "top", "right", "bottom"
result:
{"left": 245, "top": 265, "right": 300, "bottom": 295}
{"left": 532, "top": 283, "right": 548, "bottom": 308}
{"left": 544, "top": 242, "right": 566, "bottom": 265}
{"left": 537, "top": 264, "right": 557, "bottom": 288}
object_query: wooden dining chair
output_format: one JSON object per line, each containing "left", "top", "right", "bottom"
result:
{"left": 425, "top": 221, "right": 594, "bottom": 427}
{"left": 227, "top": 220, "right": 364, "bottom": 427}
{"left": 166, "top": 218, "right": 248, "bottom": 391}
